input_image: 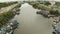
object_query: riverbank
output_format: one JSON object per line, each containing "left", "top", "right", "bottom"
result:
{"left": 0, "top": 1, "right": 18, "bottom": 8}
{"left": 0, "top": 3, "right": 21, "bottom": 27}
{"left": 27, "top": 1, "right": 60, "bottom": 17}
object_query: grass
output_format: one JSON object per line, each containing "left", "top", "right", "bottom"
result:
{"left": 0, "top": 10, "right": 15, "bottom": 27}
{"left": 0, "top": 3, "right": 21, "bottom": 27}
{"left": 0, "top": 2, "right": 18, "bottom": 8}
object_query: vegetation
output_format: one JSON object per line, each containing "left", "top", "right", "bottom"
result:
{"left": 0, "top": 10, "right": 15, "bottom": 27}
{"left": 14, "top": 4, "right": 21, "bottom": 8}
{"left": 50, "top": 10, "right": 60, "bottom": 16}
{"left": 55, "top": 2, "right": 60, "bottom": 6}
{"left": 28, "top": 1, "right": 60, "bottom": 16}
{"left": 28, "top": 2, "right": 51, "bottom": 11}
{"left": 0, "top": 3, "right": 21, "bottom": 27}
{"left": 44, "top": 1, "right": 51, "bottom": 6}
{"left": 0, "top": 1, "right": 18, "bottom": 8}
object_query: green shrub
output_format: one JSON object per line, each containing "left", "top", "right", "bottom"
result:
{"left": 32, "top": 4, "right": 38, "bottom": 9}
{"left": 50, "top": 10, "right": 60, "bottom": 16}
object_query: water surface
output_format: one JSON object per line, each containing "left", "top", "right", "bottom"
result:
{"left": 13, "top": 3, "right": 52, "bottom": 34}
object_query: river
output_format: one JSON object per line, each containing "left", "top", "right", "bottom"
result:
{"left": 13, "top": 3, "right": 53, "bottom": 34}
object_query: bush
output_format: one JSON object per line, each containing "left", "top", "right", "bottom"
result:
{"left": 32, "top": 4, "right": 38, "bottom": 9}
{"left": 50, "top": 10, "right": 60, "bottom": 16}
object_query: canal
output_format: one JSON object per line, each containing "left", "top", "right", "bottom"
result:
{"left": 13, "top": 3, "right": 53, "bottom": 34}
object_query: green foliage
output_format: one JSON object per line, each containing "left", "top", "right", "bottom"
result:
{"left": 0, "top": 3, "right": 8, "bottom": 8}
{"left": 50, "top": 10, "right": 60, "bottom": 16}
{"left": 32, "top": 3, "right": 38, "bottom": 9}
{"left": 28, "top": 1, "right": 60, "bottom": 16}
{"left": 28, "top": 1, "right": 51, "bottom": 10}
{"left": 44, "top": 1, "right": 51, "bottom": 6}
{"left": 0, "top": 2, "right": 17, "bottom": 8}
{"left": 55, "top": 2, "right": 60, "bottom": 6}
{"left": 0, "top": 10, "right": 15, "bottom": 26}
{"left": 14, "top": 4, "right": 21, "bottom": 8}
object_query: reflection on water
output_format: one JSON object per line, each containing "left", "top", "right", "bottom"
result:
{"left": 13, "top": 3, "right": 52, "bottom": 34}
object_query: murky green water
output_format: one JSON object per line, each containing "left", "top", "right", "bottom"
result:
{"left": 13, "top": 3, "right": 53, "bottom": 34}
